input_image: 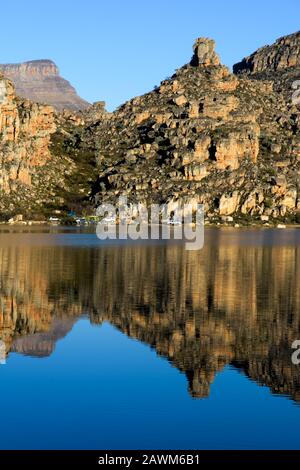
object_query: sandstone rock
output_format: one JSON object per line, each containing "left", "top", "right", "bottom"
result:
{"left": 82, "top": 101, "right": 108, "bottom": 123}
{"left": 184, "top": 163, "right": 207, "bottom": 181}
{"left": 136, "top": 111, "right": 151, "bottom": 124}
{"left": 0, "top": 74, "right": 56, "bottom": 174}
{"left": 173, "top": 95, "right": 188, "bottom": 107}
{"left": 154, "top": 112, "right": 172, "bottom": 124}
{"left": 214, "top": 124, "right": 260, "bottom": 170}
{"left": 214, "top": 75, "right": 238, "bottom": 92}
{"left": 0, "top": 71, "right": 96, "bottom": 217}
{"left": 191, "top": 38, "right": 220, "bottom": 67}
{"left": 200, "top": 95, "right": 239, "bottom": 119}
{"left": 241, "top": 192, "right": 257, "bottom": 214}
{"left": 271, "top": 175, "right": 287, "bottom": 195}
{"left": 219, "top": 191, "right": 240, "bottom": 215}
{"left": 189, "top": 101, "right": 200, "bottom": 118}
{"left": 280, "top": 205, "right": 287, "bottom": 216}
{"left": 281, "top": 188, "right": 297, "bottom": 208}
{"left": 234, "top": 31, "right": 300, "bottom": 74}
{"left": 193, "top": 136, "right": 211, "bottom": 162}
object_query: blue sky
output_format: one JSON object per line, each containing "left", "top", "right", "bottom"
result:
{"left": 1, "top": 0, "right": 300, "bottom": 110}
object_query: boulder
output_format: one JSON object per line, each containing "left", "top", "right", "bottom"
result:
{"left": 219, "top": 191, "right": 241, "bottom": 215}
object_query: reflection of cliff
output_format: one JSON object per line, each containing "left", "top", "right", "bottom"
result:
{"left": 0, "top": 241, "right": 83, "bottom": 356}
{"left": 11, "top": 318, "right": 76, "bottom": 357}
{"left": 0, "top": 229, "right": 300, "bottom": 401}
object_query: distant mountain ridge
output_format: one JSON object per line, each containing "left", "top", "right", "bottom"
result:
{"left": 233, "top": 31, "right": 300, "bottom": 74}
{"left": 0, "top": 59, "right": 90, "bottom": 111}
{"left": 233, "top": 31, "right": 300, "bottom": 108}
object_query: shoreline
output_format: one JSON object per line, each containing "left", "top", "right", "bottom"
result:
{"left": 0, "top": 221, "right": 300, "bottom": 230}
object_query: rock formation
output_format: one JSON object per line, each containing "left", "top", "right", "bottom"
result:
{"left": 0, "top": 60, "right": 90, "bottom": 111}
{"left": 191, "top": 37, "right": 220, "bottom": 66}
{"left": 0, "top": 72, "right": 56, "bottom": 211}
{"left": 234, "top": 31, "right": 300, "bottom": 74}
{"left": 234, "top": 31, "right": 300, "bottom": 110}
{"left": 78, "top": 35, "right": 300, "bottom": 224}
{"left": 0, "top": 72, "right": 97, "bottom": 218}
{"left": 1, "top": 32, "right": 300, "bottom": 223}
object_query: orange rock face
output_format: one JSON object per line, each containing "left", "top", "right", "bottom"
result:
{"left": 0, "top": 79, "right": 19, "bottom": 141}
{"left": 0, "top": 73, "right": 56, "bottom": 197}
{"left": 214, "top": 124, "right": 260, "bottom": 170}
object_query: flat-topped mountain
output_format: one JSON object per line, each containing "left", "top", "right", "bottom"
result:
{"left": 0, "top": 59, "right": 90, "bottom": 111}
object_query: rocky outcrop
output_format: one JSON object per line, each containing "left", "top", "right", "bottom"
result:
{"left": 0, "top": 60, "right": 90, "bottom": 111}
{"left": 191, "top": 37, "right": 220, "bottom": 66}
{"left": 81, "top": 100, "right": 110, "bottom": 125}
{"left": 0, "top": 72, "right": 98, "bottom": 218}
{"left": 233, "top": 31, "right": 300, "bottom": 111}
{"left": 233, "top": 31, "right": 300, "bottom": 74}
{"left": 0, "top": 73, "right": 56, "bottom": 203}
{"left": 78, "top": 36, "right": 300, "bottom": 223}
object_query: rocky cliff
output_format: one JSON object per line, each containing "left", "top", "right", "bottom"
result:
{"left": 0, "top": 72, "right": 56, "bottom": 213}
{"left": 0, "top": 72, "right": 97, "bottom": 219}
{"left": 0, "top": 60, "right": 90, "bottom": 111}
{"left": 233, "top": 31, "right": 300, "bottom": 74}
{"left": 82, "top": 34, "right": 300, "bottom": 224}
{"left": 234, "top": 31, "right": 300, "bottom": 107}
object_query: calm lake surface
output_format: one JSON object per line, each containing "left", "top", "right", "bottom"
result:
{"left": 0, "top": 226, "right": 300, "bottom": 449}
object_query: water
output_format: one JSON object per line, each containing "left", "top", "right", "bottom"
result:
{"left": 0, "top": 226, "right": 300, "bottom": 449}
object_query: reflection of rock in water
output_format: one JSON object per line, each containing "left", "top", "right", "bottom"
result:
{"left": 11, "top": 318, "right": 77, "bottom": 357}
{"left": 0, "top": 229, "right": 300, "bottom": 401}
